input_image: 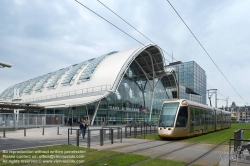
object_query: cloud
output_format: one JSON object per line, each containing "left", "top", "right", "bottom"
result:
{"left": 0, "top": 0, "right": 249, "bottom": 106}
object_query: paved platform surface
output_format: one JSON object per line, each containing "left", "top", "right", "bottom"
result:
{"left": 1, "top": 126, "right": 248, "bottom": 166}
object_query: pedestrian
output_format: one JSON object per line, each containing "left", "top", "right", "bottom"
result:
{"left": 113, "top": 116, "right": 116, "bottom": 125}
{"left": 130, "top": 117, "right": 133, "bottom": 124}
{"left": 85, "top": 117, "right": 90, "bottom": 131}
{"left": 79, "top": 119, "right": 86, "bottom": 139}
{"left": 103, "top": 116, "right": 106, "bottom": 126}
{"left": 69, "top": 117, "right": 72, "bottom": 126}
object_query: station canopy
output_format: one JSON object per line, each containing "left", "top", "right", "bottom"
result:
{"left": 0, "top": 44, "right": 177, "bottom": 108}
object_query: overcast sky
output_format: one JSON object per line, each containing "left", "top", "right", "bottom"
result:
{"left": 0, "top": 0, "right": 250, "bottom": 108}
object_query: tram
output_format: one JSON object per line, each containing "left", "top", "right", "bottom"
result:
{"left": 158, "top": 99, "right": 231, "bottom": 138}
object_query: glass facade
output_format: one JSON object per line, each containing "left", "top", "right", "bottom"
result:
{"left": 95, "top": 61, "right": 172, "bottom": 125}
{"left": 166, "top": 61, "right": 207, "bottom": 105}
{"left": 2, "top": 45, "right": 178, "bottom": 126}
{"left": 38, "top": 60, "right": 174, "bottom": 125}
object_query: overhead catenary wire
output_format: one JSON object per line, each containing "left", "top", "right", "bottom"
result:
{"left": 75, "top": 0, "right": 245, "bottom": 106}
{"left": 98, "top": 0, "right": 236, "bottom": 106}
{"left": 166, "top": 0, "right": 246, "bottom": 104}
{"left": 75, "top": 0, "right": 171, "bottom": 63}
{"left": 96, "top": 0, "right": 175, "bottom": 61}
{"left": 75, "top": 0, "right": 144, "bottom": 46}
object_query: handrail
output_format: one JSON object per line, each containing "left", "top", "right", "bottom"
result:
{"left": 21, "top": 84, "right": 111, "bottom": 103}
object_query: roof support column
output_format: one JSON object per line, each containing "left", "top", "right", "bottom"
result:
{"left": 149, "top": 78, "right": 161, "bottom": 121}
{"left": 91, "top": 100, "right": 101, "bottom": 126}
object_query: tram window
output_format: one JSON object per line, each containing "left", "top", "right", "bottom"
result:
{"left": 194, "top": 108, "right": 200, "bottom": 126}
{"left": 217, "top": 111, "right": 221, "bottom": 124}
{"left": 176, "top": 106, "right": 188, "bottom": 127}
{"left": 159, "top": 102, "right": 179, "bottom": 127}
{"left": 190, "top": 107, "right": 195, "bottom": 126}
{"left": 200, "top": 109, "right": 204, "bottom": 125}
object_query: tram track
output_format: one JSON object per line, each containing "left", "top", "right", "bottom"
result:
{"left": 80, "top": 140, "right": 177, "bottom": 165}
{"left": 185, "top": 137, "right": 232, "bottom": 166}
{"left": 98, "top": 139, "right": 156, "bottom": 151}
{"left": 82, "top": 136, "right": 231, "bottom": 166}
{"left": 129, "top": 137, "right": 231, "bottom": 166}
{"left": 130, "top": 142, "right": 198, "bottom": 166}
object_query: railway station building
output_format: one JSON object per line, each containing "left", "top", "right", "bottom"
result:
{"left": 0, "top": 44, "right": 208, "bottom": 126}
{"left": 0, "top": 44, "right": 178, "bottom": 125}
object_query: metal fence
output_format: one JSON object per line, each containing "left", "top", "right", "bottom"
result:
{"left": 229, "top": 129, "right": 250, "bottom": 165}
{"left": 68, "top": 127, "right": 122, "bottom": 148}
{"left": 0, "top": 113, "right": 64, "bottom": 129}
{"left": 125, "top": 124, "right": 158, "bottom": 138}
{"left": 67, "top": 124, "right": 157, "bottom": 148}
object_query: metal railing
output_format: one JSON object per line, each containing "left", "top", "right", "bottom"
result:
{"left": 0, "top": 113, "right": 64, "bottom": 129}
{"left": 67, "top": 127, "right": 122, "bottom": 148}
{"left": 125, "top": 124, "right": 157, "bottom": 138}
{"left": 1, "top": 126, "right": 61, "bottom": 138}
{"left": 21, "top": 85, "right": 111, "bottom": 103}
{"left": 229, "top": 129, "right": 250, "bottom": 165}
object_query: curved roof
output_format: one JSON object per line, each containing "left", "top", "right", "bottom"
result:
{"left": 0, "top": 44, "right": 174, "bottom": 108}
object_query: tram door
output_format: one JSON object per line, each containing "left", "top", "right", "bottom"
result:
{"left": 190, "top": 107, "right": 194, "bottom": 133}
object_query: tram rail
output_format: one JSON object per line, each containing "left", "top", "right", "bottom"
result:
{"left": 130, "top": 142, "right": 198, "bottom": 166}
{"left": 186, "top": 137, "right": 232, "bottom": 166}
{"left": 79, "top": 140, "right": 177, "bottom": 165}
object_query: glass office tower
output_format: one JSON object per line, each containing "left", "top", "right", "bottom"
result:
{"left": 166, "top": 61, "right": 207, "bottom": 105}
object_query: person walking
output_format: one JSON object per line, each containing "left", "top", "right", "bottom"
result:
{"left": 79, "top": 119, "right": 86, "bottom": 139}
{"left": 113, "top": 116, "right": 116, "bottom": 125}
{"left": 103, "top": 116, "right": 107, "bottom": 126}
{"left": 85, "top": 117, "right": 90, "bottom": 131}
{"left": 69, "top": 117, "right": 72, "bottom": 126}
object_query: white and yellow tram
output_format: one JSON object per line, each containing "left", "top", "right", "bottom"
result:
{"left": 158, "top": 99, "right": 231, "bottom": 138}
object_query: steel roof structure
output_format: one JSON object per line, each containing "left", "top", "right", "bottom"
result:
{"left": 0, "top": 44, "right": 177, "bottom": 109}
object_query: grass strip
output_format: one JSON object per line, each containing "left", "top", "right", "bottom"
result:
{"left": 137, "top": 158, "right": 187, "bottom": 166}
{"left": 134, "top": 123, "right": 250, "bottom": 144}
{"left": 85, "top": 154, "right": 149, "bottom": 166}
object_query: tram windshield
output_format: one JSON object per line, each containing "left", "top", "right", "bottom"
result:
{"left": 158, "top": 102, "right": 179, "bottom": 127}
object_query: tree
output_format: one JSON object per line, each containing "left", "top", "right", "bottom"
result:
{"left": 231, "top": 117, "right": 237, "bottom": 122}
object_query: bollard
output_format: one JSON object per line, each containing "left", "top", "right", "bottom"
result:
{"left": 100, "top": 129, "right": 103, "bottom": 146}
{"left": 87, "top": 130, "right": 91, "bottom": 148}
{"left": 68, "top": 129, "right": 70, "bottom": 145}
{"left": 141, "top": 126, "right": 142, "bottom": 135}
{"left": 144, "top": 125, "right": 145, "bottom": 139}
{"left": 71, "top": 127, "right": 72, "bottom": 135}
{"left": 136, "top": 127, "right": 138, "bottom": 138}
{"left": 125, "top": 127, "right": 127, "bottom": 138}
{"left": 111, "top": 129, "right": 113, "bottom": 144}
{"left": 24, "top": 128, "right": 26, "bottom": 137}
{"left": 120, "top": 128, "right": 122, "bottom": 143}
{"left": 76, "top": 129, "right": 79, "bottom": 147}
{"left": 42, "top": 127, "right": 44, "bottom": 135}
{"left": 3, "top": 129, "right": 6, "bottom": 138}
{"left": 57, "top": 127, "right": 59, "bottom": 135}
{"left": 129, "top": 126, "right": 131, "bottom": 137}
